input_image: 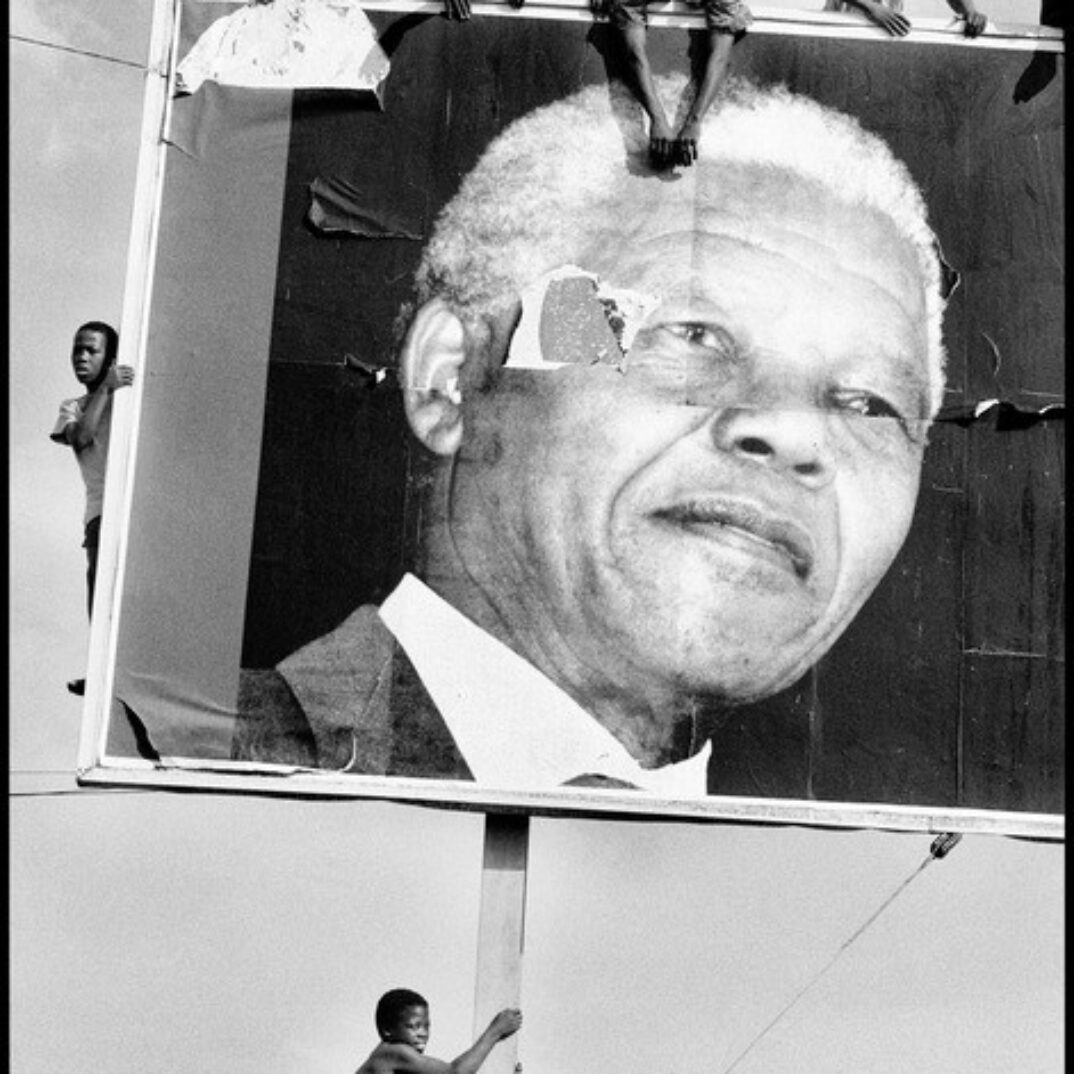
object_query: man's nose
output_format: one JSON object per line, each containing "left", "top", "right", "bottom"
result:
{"left": 708, "top": 404, "right": 834, "bottom": 488}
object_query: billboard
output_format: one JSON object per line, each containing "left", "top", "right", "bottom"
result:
{"left": 79, "top": 0, "right": 1064, "bottom": 837}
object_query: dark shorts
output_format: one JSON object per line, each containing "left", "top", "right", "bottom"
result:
{"left": 609, "top": 0, "right": 752, "bottom": 32}
{"left": 83, "top": 514, "right": 101, "bottom": 619}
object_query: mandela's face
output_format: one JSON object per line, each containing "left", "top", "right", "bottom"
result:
{"left": 451, "top": 166, "right": 932, "bottom": 703}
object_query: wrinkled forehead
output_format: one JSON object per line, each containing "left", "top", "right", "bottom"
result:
{"left": 572, "top": 162, "right": 927, "bottom": 318}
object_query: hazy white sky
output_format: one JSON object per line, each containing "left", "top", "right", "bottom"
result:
{"left": 10, "top": 4, "right": 149, "bottom": 776}
{"left": 10, "top": 2, "right": 1062, "bottom": 1073}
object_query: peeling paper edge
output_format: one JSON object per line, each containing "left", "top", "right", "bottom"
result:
{"left": 504, "top": 265, "right": 660, "bottom": 371}
{"left": 306, "top": 177, "right": 423, "bottom": 240}
{"left": 505, "top": 265, "right": 594, "bottom": 371}
{"left": 935, "top": 399, "right": 1066, "bottom": 427}
{"left": 175, "top": 0, "right": 391, "bottom": 97}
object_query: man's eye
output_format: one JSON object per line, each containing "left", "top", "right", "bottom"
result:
{"left": 830, "top": 389, "right": 905, "bottom": 422}
{"left": 661, "top": 322, "right": 732, "bottom": 352}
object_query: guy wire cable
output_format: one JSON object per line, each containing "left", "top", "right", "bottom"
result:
{"left": 720, "top": 832, "right": 962, "bottom": 1074}
{"left": 10, "top": 33, "right": 147, "bottom": 71}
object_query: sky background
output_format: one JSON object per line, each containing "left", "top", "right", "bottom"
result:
{"left": 10, "top": 2, "right": 1063, "bottom": 1073}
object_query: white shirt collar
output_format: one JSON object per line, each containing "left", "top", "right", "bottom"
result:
{"left": 379, "top": 574, "right": 710, "bottom": 797}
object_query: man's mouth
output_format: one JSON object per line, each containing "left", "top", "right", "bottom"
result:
{"left": 652, "top": 498, "right": 814, "bottom": 579}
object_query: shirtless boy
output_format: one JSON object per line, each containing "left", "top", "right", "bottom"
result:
{"left": 355, "top": 989, "right": 522, "bottom": 1074}
{"left": 51, "top": 321, "right": 134, "bottom": 695}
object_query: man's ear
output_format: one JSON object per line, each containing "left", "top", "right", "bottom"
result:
{"left": 400, "top": 298, "right": 468, "bottom": 457}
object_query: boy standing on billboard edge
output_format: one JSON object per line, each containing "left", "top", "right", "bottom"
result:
{"left": 51, "top": 321, "right": 134, "bottom": 696}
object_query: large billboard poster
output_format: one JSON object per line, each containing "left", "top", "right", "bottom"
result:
{"left": 80, "top": 0, "right": 1064, "bottom": 837}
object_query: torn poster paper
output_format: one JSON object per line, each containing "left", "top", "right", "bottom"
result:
{"left": 505, "top": 265, "right": 659, "bottom": 371}
{"left": 177, "top": 0, "right": 391, "bottom": 98}
{"left": 307, "top": 176, "right": 423, "bottom": 239}
{"left": 934, "top": 399, "right": 1065, "bottom": 430}
{"left": 343, "top": 352, "right": 393, "bottom": 387}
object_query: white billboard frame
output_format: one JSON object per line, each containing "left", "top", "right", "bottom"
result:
{"left": 76, "top": 0, "right": 1065, "bottom": 842}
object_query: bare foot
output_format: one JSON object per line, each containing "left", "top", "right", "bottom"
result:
{"left": 674, "top": 117, "right": 701, "bottom": 166}
{"left": 649, "top": 118, "right": 675, "bottom": 168}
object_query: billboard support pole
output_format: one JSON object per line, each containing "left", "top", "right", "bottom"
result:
{"left": 474, "top": 813, "right": 530, "bottom": 1074}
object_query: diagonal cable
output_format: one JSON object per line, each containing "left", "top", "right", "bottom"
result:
{"left": 721, "top": 836, "right": 960, "bottom": 1074}
{"left": 10, "top": 32, "right": 147, "bottom": 71}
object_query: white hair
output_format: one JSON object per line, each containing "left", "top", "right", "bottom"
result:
{"left": 415, "top": 75, "right": 947, "bottom": 416}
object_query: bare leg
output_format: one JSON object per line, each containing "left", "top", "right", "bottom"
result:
{"left": 617, "top": 22, "right": 675, "bottom": 167}
{"left": 675, "top": 30, "right": 732, "bottom": 165}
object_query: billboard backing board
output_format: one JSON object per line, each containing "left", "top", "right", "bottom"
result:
{"left": 78, "top": 0, "right": 1064, "bottom": 839}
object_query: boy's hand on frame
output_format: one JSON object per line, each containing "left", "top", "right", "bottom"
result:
{"left": 490, "top": 1009, "right": 522, "bottom": 1040}
{"left": 105, "top": 365, "right": 135, "bottom": 392}
{"left": 862, "top": 0, "right": 911, "bottom": 36}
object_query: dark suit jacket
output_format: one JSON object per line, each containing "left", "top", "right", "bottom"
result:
{"left": 232, "top": 604, "right": 656, "bottom": 792}
{"left": 234, "top": 604, "right": 472, "bottom": 779}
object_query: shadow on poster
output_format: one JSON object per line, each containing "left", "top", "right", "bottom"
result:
{"left": 81, "top": 0, "right": 1064, "bottom": 838}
